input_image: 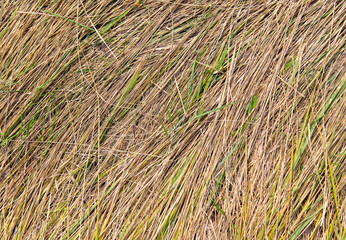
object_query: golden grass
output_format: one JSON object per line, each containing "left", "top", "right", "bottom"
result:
{"left": 0, "top": 0, "right": 345, "bottom": 239}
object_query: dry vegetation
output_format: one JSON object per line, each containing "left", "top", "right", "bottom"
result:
{"left": 0, "top": 0, "right": 345, "bottom": 239}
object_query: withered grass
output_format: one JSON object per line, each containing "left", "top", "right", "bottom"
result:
{"left": 0, "top": 0, "right": 345, "bottom": 239}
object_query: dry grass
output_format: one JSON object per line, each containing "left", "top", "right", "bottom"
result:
{"left": 0, "top": 0, "right": 345, "bottom": 239}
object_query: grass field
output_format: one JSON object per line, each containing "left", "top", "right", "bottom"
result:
{"left": 0, "top": 0, "right": 345, "bottom": 239}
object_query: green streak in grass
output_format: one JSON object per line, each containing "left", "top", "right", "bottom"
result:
{"left": 98, "top": 61, "right": 143, "bottom": 144}
{"left": 283, "top": 77, "right": 345, "bottom": 189}
{"left": 61, "top": 203, "right": 98, "bottom": 240}
{"left": 101, "top": 3, "right": 137, "bottom": 34}
{"left": 200, "top": 41, "right": 228, "bottom": 99}
{"left": 0, "top": 7, "right": 18, "bottom": 39}
{"left": 212, "top": 199, "right": 225, "bottom": 215}
{"left": 289, "top": 207, "right": 323, "bottom": 240}
{"left": 186, "top": 47, "right": 207, "bottom": 108}
{"left": 157, "top": 206, "right": 180, "bottom": 240}
{"left": 321, "top": 7, "right": 334, "bottom": 19}
{"left": 245, "top": 95, "right": 259, "bottom": 115}
{"left": 231, "top": 19, "right": 248, "bottom": 39}
{"left": 310, "top": 48, "right": 333, "bottom": 69}
{"left": 2, "top": 51, "right": 77, "bottom": 142}
{"left": 284, "top": 56, "right": 296, "bottom": 73}
{"left": 195, "top": 101, "right": 240, "bottom": 119}
{"left": 216, "top": 140, "right": 242, "bottom": 173}
{"left": 139, "top": 0, "right": 150, "bottom": 12}
{"left": 159, "top": 115, "right": 170, "bottom": 140}
{"left": 18, "top": 63, "right": 38, "bottom": 78}
{"left": 170, "top": 154, "right": 194, "bottom": 187}
{"left": 44, "top": 10, "right": 94, "bottom": 31}
{"left": 172, "top": 101, "right": 240, "bottom": 136}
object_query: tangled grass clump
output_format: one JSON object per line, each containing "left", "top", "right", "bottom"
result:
{"left": 0, "top": 0, "right": 345, "bottom": 239}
